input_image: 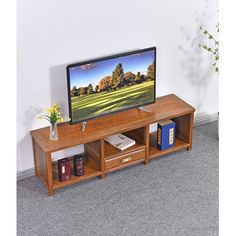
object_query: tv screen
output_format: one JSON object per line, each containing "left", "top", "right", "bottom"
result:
{"left": 66, "top": 47, "right": 156, "bottom": 124}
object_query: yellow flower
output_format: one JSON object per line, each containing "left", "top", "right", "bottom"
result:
{"left": 58, "top": 117, "right": 64, "bottom": 122}
{"left": 39, "top": 103, "right": 64, "bottom": 124}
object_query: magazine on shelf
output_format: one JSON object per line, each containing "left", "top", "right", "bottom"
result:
{"left": 105, "top": 133, "right": 136, "bottom": 151}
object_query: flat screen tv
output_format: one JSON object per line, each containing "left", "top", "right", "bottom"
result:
{"left": 66, "top": 47, "right": 156, "bottom": 124}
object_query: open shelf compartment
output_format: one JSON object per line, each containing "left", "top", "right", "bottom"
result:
{"left": 148, "top": 132, "right": 190, "bottom": 159}
{"left": 104, "top": 127, "right": 146, "bottom": 160}
{"left": 53, "top": 139, "right": 103, "bottom": 189}
{"left": 52, "top": 157, "right": 102, "bottom": 190}
{"left": 148, "top": 114, "right": 193, "bottom": 160}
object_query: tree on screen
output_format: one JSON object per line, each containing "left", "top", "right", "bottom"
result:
{"left": 147, "top": 63, "right": 155, "bottom": 81}
{"left": 87, "top": 84, "right": 94, "bottom": 94}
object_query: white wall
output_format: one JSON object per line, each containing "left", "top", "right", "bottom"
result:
{"left": 17, "top": 0, "right": 219, "bottom": 172}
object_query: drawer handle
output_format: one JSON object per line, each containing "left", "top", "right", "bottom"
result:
{"left": 121, "top": 157, "right": 132, "bottom": 163}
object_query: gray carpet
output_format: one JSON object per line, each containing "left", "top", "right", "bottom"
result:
{"left": 17, "top": 121, "right": 219, "bottom": 236}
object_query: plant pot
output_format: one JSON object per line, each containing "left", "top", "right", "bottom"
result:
{"left": 50, "top": 123, "right": 58, "bottom": 141}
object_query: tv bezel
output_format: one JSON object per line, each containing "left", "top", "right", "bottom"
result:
{"left": 66, "top": 46, "right": 156, "bottom": 124}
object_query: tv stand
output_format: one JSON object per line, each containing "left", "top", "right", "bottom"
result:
{"left": 31, "top": 94, "right": 195, "bottom": 196}
{"left": 138, "top": 106, "right": 152, "bottom": 113}
{"left": 81, "top": 121, "right": 87, "bottom": 132}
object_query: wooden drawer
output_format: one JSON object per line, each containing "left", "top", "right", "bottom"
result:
{"left": 105, "top": 148, "right": 145, "bottom": 171}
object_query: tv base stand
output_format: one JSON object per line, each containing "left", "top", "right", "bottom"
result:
{"left": 81, "top": 121, "right": 87, "bottom": 132}
{"left": 31, "top": 94, "right": 195, "bottom": 196}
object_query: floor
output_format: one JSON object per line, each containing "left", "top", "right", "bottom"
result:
{"left": 17, "top": 121, "right": 218, "bottom": 236}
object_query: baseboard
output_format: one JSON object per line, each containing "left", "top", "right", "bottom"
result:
{"left": 17, "top": 112, "right": 218, "bottom": 181}
{"left": 194, "top": 112, "right": 219, "bottom": 127}
{"left": 17, "top": 168, "right": 35, "bottom": 181}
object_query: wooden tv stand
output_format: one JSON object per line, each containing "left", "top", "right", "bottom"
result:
{"left": 31, "top": 94, "right": 195, "bottom": 196}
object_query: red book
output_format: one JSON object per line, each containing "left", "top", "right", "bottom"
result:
{"left": 58, "top": 158, "right": 71, "bottom": 181}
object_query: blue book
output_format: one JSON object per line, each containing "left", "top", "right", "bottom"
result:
{"left": 157, "top": 120, "right": 176, "bottom": 150}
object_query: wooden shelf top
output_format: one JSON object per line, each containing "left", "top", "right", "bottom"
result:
{"left": 31, "top": 94, "right": 195, "bottom": 153}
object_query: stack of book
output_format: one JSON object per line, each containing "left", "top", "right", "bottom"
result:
{"left": 105, "top": 133, "right": 135, "bottom": 151}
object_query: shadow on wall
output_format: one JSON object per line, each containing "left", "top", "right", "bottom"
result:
{"left": 178, "top": 4, "right": 214, "bottom": 111}
{"left": 17, "top": 106, "right": 43, "bottom": 171}
{"left": 18, "top": 64, "right": 70, "bottom": 171}
{"left": 18, "top": 64, "right": 86, "bottom": 172}
{"left": 49, "top": 63, "right": 85, "bottom": 162}
{"left": 49, "top": 64, "right": 69, "bottom": 118}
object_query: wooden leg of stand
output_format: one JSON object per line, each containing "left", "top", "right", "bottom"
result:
{"left": 32, "top": 139, "right": 40, "bottom": 176}
{"left": 100, "top": 139, "right": 106, "bottom": 179}
{"left": 46, "top": 152, "right": 54, "bottom": 196}
{"left": 145, "top": 125, "right": 149, "bottom": 165}
{"left": 144, "top": 160, "right": 149, "bottom": 165}
{"left": 101, "top": 173, "right": 106, "bottom": 179}
{"left": 186, "top": 146, "right": 192, "bottom": 151}
{"left": 48, "top": 189, "right": 55, "bottom": 196}
{"left": 187, "top": 113, "right": 194, "bottom": 151}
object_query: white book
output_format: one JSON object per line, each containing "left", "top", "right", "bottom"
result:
{"left": 105, "top": 133, "right": 136, "bottom": 151}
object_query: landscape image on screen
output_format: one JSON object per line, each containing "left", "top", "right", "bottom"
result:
{"left": 69, "top": 49, "right": 155, "bottom": 122}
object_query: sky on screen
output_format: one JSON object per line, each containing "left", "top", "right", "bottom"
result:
{"left": 69, "top": 50, "right": 155, "bottom": 88}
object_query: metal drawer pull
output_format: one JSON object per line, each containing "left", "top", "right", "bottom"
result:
{"left": 121, "top": 157, "right": 132, "bottom": 163}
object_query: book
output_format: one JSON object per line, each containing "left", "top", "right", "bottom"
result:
{"left": 58, "top": 158, "right": 71, "bottom": 182}
{"left": 157, "top": 120, "right": 176, "bottom": 150}
{"left": 105, "top": 133, "right": 136, "bottom": 151}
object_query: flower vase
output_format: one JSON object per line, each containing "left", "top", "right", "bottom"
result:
{"left": 50, "top": 123, "right": 58, "bottom": 141}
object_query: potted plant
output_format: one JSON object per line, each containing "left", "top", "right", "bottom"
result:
{"left": 199, "top": 23, "right": 219, "bottom": 74}
{"left": 199, "top": 23, "right": 219, "bottom": 139}
{"left": 39, "top": 104, "right": 64, "bottom": 141}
